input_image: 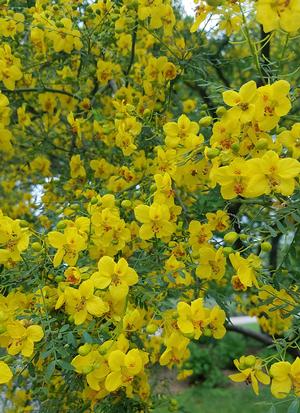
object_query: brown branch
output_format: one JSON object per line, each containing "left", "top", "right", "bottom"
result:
{"left": 184, "top": 81, "right": 216, "bottom": 116}
{"left": 258, "top": 25, "right": 271, "bottom": 86}
{"left": 2, "top": 87, "right": 79, "bottom": 100}
{"left": 227, "top": 324, "right": 300, "bottom": 358}
{"left": 125, "top": 19, "right": 138, "bottom": 86}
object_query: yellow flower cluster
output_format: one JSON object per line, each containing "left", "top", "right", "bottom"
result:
{"left": 0, "top": 210, "right": 30, "bottom": 267}
{"left": 0, "top": 0, "right": 300, "bottom": 410}
{"left": 230, "top": 355, "right": 300, "bottom": 399}
{"left": 71, "top": 334, "right": 149, "bottom": 399}
{"left": 0, "top": 44, "right": 22, "bottom": 90}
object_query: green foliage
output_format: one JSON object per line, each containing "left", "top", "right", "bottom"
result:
{"left": 184, "top": 333, "right": 248, "bottom": 387}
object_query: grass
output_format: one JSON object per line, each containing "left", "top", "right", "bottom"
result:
{"left": 153, "top": 385, "right": 294, "bottom": 413}
{"left": 153, "top": 321, "right": 294, "bottom": 413}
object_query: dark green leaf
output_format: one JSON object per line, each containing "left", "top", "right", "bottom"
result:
{"left": 288, "top": 399, "right": 300, "bottom": 413}
{"left": 45, "top": 360, "right": 56, "bottom": 380}
{"left": 57, "top": 359, "right": 74, "bottom": 371}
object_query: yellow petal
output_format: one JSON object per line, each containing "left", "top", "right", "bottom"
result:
{"left": 108, "top": 350, "right": 125, "bottom": 371}
{"left": 139, "top": 223, "right": 154, "bottom": 240}
{"left": 228, "top": 372, "right": 247, "bottom": 382}
{"left": 177, "top": 319, "right": 194, "bottom": 335}
{"left": 105, "top": 371, "right": 122, "bottom": 392}
{"left": 91, "top": 272, "right": 111, "bottom": 289}
{"left": 27, "top": 325, "right": 44, "bottom": 342}
{"left": 98, "top": 256, "right": 115, "bottom": 275}
{"left": 21, "top": 339, "right": 34, "bottom": 357}
{"left": 134, "top": 205, "right": 150, "bottom": 224}
{"left": 0, "top": 361, "right": 13, "bottom": 384}
{"left": 223, "top": 90, "right": 240, "bottom": 106}
{"left": 86, "top": 296, "right": 108, "bottom": 317}
{"left": 74, "top": 309, "right": 88, "bottom": 325}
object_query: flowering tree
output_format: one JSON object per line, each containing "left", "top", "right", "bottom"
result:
{"left": 0, "top": 0, "right": 300, "bottom": 412}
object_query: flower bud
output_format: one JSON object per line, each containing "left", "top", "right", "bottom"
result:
{"left": 224, "top": 232, "right": 239, "bottom": 244}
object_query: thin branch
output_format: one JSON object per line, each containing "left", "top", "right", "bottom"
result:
{"left": 184, "top": 80, "right": 216, "bottom": 116}
{"left": 125, "top": 19, "right": 138, "bottom": 86}
{"left": 2, "top": 87, "right": 80, "bottom": 100}
{"left": 259, "top": 25, "right": 271, "bottom": 86}
{"left": 227, "top": 324, "right": 300, "bottom": 358}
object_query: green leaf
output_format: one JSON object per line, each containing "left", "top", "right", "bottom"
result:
{"left": 66, "top": 331, "right": 77, "bottom": 346}
{"left": 269, "top": 303, "right": 287, "bottom": 312}
{"left": 57, "top": 359, "right": 74, "bottom": 371}
{"left": 288, "top": 399, "right": 300, "bottom": 413}
{"left": 268, "top": 406, "right": 276, "bottom": 413}
{"left": 291, "top": 213, "right": 300, "bottom": 224}
{"left": 276, "top": 220, "right": 286, "bottom": 233}
{"left": 60, "top": 324, "right": 70, "bottom": 333}
{"left": 28, "top": 362, "right": 35, "bottom": 377}
{"left": 83, "top": 332, "right": 94, "bottom": 343}
{"left": 41, "top": 349, "right": 53, "bottom": 359}
{"left": 264, "top": 224, "right": 277, "bottom": 237}
{"left": 45, "top": 360, "right": 56, "bottom": 380}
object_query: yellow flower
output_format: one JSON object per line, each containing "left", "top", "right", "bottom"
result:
{"left": 48, "top": 227, "right": 87, "bottom": 267}
{"left": 163, "top": 114, "right": 201, "bottom": 149}
{"left": 91, "top": 256, "right": 138, "bottom": 300}
{"left": 190, "top": 4, "right": 212, "bottom": 33}
{"left": 196, "top": 246, "right": 226, "bottom": 281}
{"left": 219, "top": 14, "right": 242, "bottom": 36}
{"left": 64, "top": 266, "right": 81, "bottom": 285}
{"left": 188, "top": 221, "right": 212, "bottom": 253}
{"left": 153, "top": 173, "right": 175, "bottom": 207}
{"left": 72, "top": 349, "right": 109, "bottom": 391}
{"left": 117, "top": 33, "right": 132, "bottom": 55}
{"left": 97, "top": 59, "right": 121, "bottom": 85}
{"left": 213, "top": 158, "right": 252, "bottom": 199}
{"left": 229, "top": 355, "right": 270, "bottom": 395}
{"left": 206, "top": 210, "right": 230, "bottom": 232}
{"left": 270, "top": 357, "right": 300, "bottom": 398}
{"left": 229, "top": 253, "right": 260, "bottom": 288}
{"left": 278, "top": 123, "right": 300, "bottom": 158}
{"left": 105, "top": 349, "right": 146, "bottom": 392}
{"left": 0, "top": 13, "right": 24, "bottom": 38}
{"left": 206, "top": 306, "right": 226, "bottom": 339}
{"left": 47, "top": 18, "right": 82, "bottom": 53}
{"left": 247, "top": 151, "right": 300, "bottom": 197}
{"left": 223, "top": 81, "right": 257, "bottom": 123}
{"left": 30, "top": 156, "right": 51, "bottom": 177}
{"left": 255, "top": 80, "right": 291, "bottom": 131}
{"left": 270, "top": 361, "right": 292, "bottom": 398}
{"left": 155, "top": 146, "right": 177, "bottom": 177}
{"left": 177, "top": 298, "right": 209, "bottom": 339}
{"left": 67, "top": 112, "right": 83, "bottom": 139}
{"left": 134, "top": 202, "right": 176, "bottom": 240}
{"left": 70, "top": 154, "right": 86, "bottom": 179}
{"left": 0, "top": 215, "right": 30, "bottom": 267}
{"left": 256, "top": 0, "right": 300, "bottom": 33}
{"left": 162, "top": 62, "right": 177, "bottom": 81}
{"left": 210, "top": 118, "right": 240, "bottom": 151}
{"left": 159, "top": 331, "right": 190, "bottom": 367}
{"left": 115, "top": 116, "right": 141, "bottom": 156}
{"left": 6, "top": 321, "right": 44, "bottom": 357}
{"left": 182, "top": 99, "right": 196, "bottom": 113}
{"left": 0, "top": 361, "right": 13, "bottom": 384}
{"left": 64, "top": 279, "right": 109, "bottom": 325}
{"left": 0, "top": 44, "right": 22, "bottom": 90}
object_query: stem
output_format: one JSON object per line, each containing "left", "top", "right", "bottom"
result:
{"left": 239, "top": 3, "right": 265, "bottom": 83}
{"left": 125, "top": 18, "right": 138, "bottom": 86}
{"left": 227, "top": 324, "right": 300, "bottom": 357}
{"left": 2, "top": 87, "right": 79, "bottom": 100}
